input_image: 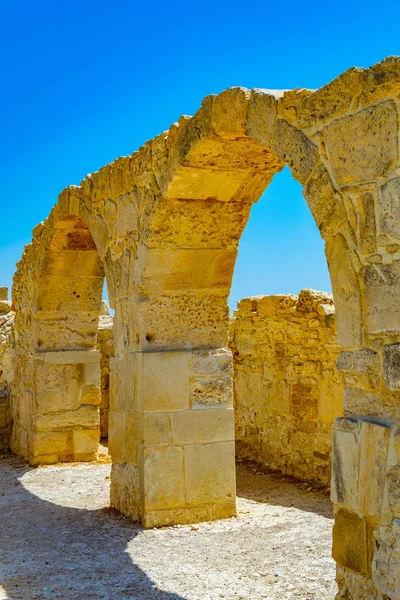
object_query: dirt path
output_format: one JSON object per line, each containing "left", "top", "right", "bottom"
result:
{"left": 0, "top": 453, "right": 337, "bottom": 600}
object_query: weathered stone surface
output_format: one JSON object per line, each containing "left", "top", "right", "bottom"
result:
{"left": 325, "top": 233, "right": 362, "bottom": 348}
{"left": 331, "top": 426, "right": 359, "bottom": 511}
{"left": 231, "top": 289, "right": 343, "bottom": 486}
{"left": 323, "top": 101, "right": 398, "bottom": 186}
{"left": 378, "top": 178, "right": 400, "bottom": 239}
{"left": 364, "top": 262, "right": 400, "bottom": 334}
{"left": 337, "top": 349, "right": 380, "bottom": 375}
{"left": 143, "top": 445, "right": 184, "bottom": 511}
{"left": 141, "top": 351, "right": 190, "bottom": 412}
{"left": 332, "top": 508, "right": 371, "bottom": 576}
{"left": 358, "top": 420, "right": 391, "bottom": 519}
{"left": 271, "top": 119, "right": 319, "bottom": 184}
{"left": 3, "top": 59, "right": 400, "bottom": 597}
{"left": 383, "top": 343, "right": 400, "bottom": 390}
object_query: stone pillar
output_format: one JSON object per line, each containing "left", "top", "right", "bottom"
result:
{"left": 29, "top": 350, "right": 101, "bottom": 464}
{"left": 109, "top": 243, "right": 238, "bottom": 527}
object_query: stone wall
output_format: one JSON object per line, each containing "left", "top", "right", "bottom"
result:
{"left": 97, "top": 304, "right": 114, "bottom": 439}
{"left": 0, "top": 287, "right": 14, "bottom": 451}
{"left": 230, "top": 289, "right": 343, "bottom": 486}
{"left": 6, "top": 58, "right": 400, "bottom": 593}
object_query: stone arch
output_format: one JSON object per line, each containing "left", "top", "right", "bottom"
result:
{"left": 10, "top": 56, "right": 400, "bottom": 598}
{"left": 11, "top": 192, "right": 112, "bottom": 465}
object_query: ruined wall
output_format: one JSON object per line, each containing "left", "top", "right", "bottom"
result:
{"left": 97, "top": 304, "right": 114, "bottom": 439}
{"left": 0, "top": 288, "right": 14, "bottom": 450}
{"left": 8, "top": 57, "right": 400, "bottom": 591}
{"left": 231, "top": 289, "right": 343, "bottom": 486}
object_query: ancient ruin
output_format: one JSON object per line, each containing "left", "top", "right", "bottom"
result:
{"left": 1, "top": 56, "right": 400, "bottom": 598}
{"left": 231, "top": 289, "right": 343, "bottom": 486}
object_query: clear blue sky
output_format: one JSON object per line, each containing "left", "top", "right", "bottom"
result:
{"left": 0, "top": 1, "right": 398, "bottom": 310}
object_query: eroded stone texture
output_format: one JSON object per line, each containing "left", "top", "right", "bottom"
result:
{"left": 3, "top": 56, "right": 400, "bottom": 597}
{"left": 97, "top": 304, "right": 114, "bottom": 438}
{"left": 230, "top": 289, "right": 343, "bottom": 486}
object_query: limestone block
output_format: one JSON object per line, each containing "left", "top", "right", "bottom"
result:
{"left": 331, "top": 427, "right": 360, "bottom": 511}
{"left": 31, "top": 431, "right": 69, "bottom": 458}
{"left": 139, "top": 292, "right": 229, "bottom": 349}
{"left": 163, "top": 165, "right": 250, "bottom": 201}
{"left": 373, "top": 520, "right": 400, "bottom": 599}
{"left": 358, "top": 192, "right": 377, "bottom": 255}
{"left": 35, "top": 363, "right": 82, "bottom": 414}
{"left": 111, "top": 354, "right": 136, "bottom": 413}
{"left": 211, "top": 87, "right": 250, "bottom": 138}
{"left": 358, "top": 420, "right": 391, "bottom": 519}
{"left": 142, "top": 413, "right": 172, "bottom": 446}
{"left": 271, "top": 119, "right": 319, "bottom": 184}
{"left": 35, "top": 406, "right": 99, "bottom": 432}
{"left": 110, "top": 462, "right": 140, "bottom": 522}
{"left": 343, "top": 387, "right": 382, "bottom": 417}
{"left": 183, "top": 136, "right": 280, "bottom": 172}
{"left": 318, "top": 371, "right": 344, "bottom": 423}
{"left": 337, "top": 350, "right": 380, "bottom": 375}
{"left": 332, "top": 508, "right": 372, "bottom": 576}
{"left": 0, "top": 288, "right": 8, "bottom": 301}
{"left": 72, "top": 429, "right": 98, "bottom": 459}
{"left": 302, "top": 164, "right": 339, "bottom": 232}
{"left": 383, "top": 344, "right": 400, "bottom": 390}
{"left": 142, "top": 197, "right": 253, "bottom": 250}
{"left": 39, "top": 350, "right": 100, "bottom": 365}
{"left": 139, "top": 247, "right": 237, "bottom": 293}
{"left": 41, "top": 250, "right": 103, "bottom": 278}
{"left": 364, "top": 262, "right": 400, "bottom": 334}
{"left": 143, "top": 445, "right": 184, "bottom": 511}
{"left": 297, "top": 67, "right": 365, "bottom": 130}
{"left": 37, "top": 274, "right": 103, "bottom": 313}
{"left": 326, "top": 234, "right": 362, "bottom": 347}
{"left": 184, "top": 441, "right": 236, "bottom": 506}
{"left": 171, "top": 408, "right": 234, "bottom": 444}
{"left": 84, "top": 362, "right": 101, "bottom": 386}
{"left": 190, "top": 348, "right": 232, "bottom": 376}
{"left": 246, "top": 89, "right": 280, "bottom": 147}
{"left": 141, "top": 351, "right": 190, "bottom": 412}
{"left": 190, "top": 376, "right": 233, "bottom": 407}
{"left": 378, "top": 178, "right": 400, "bottom": 239}
{"left": 323, "top": 101, "right": 398, "bottom": 186}
{"left": 80, "top": 384, "right": 101, "bottom": 406}
{"left": 116, "top": 193, "right": 138, "bottom": 237}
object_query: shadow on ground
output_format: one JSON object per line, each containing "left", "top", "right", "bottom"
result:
{"left": 235, "top": 460, "right": 334, "bottom": 520}
{"left": 0, "top": 454, "right": 185, "bottom": 600}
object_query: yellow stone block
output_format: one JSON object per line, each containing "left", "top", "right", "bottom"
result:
{"left": 141, "top": 352, "right": 190, "bottom": 412}
{"left": 143, "top": 413, "right": 172, "bottom": 446}
{"left": 72, "top": 429, "right": 99, "bottom": 459}
{"left": 31, "top": 431, "right": 69, "bottom": 458}
{"left": 140, "top": 247, "right": 237, "bottom": 293}
{"left": 143, "top": 445, "right": 184, "bottom": 511}
{"left": 164, "top": 165, "right": 250, "bottom": 201}
{"left": 184, "top": 441, "right": 236, "bottom": 506}
{"left": 171, "top": 408, "right": 234, "bottom": 445}
{"left": 332, "top": 508, "right": 372, "bottom": 576}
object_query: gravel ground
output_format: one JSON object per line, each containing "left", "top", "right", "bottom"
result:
{"left": 0, "top": 452, "right": 337, "bottom": 600}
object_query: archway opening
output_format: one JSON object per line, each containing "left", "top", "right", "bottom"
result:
{"left": 229, "top": 166, "right": 331, "bottom": 308}
{"left": 18, "top": 215, "right": 113, "bottom": 464}
{"left": 229, "top": 166, "right": 343, "bottom": 486}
